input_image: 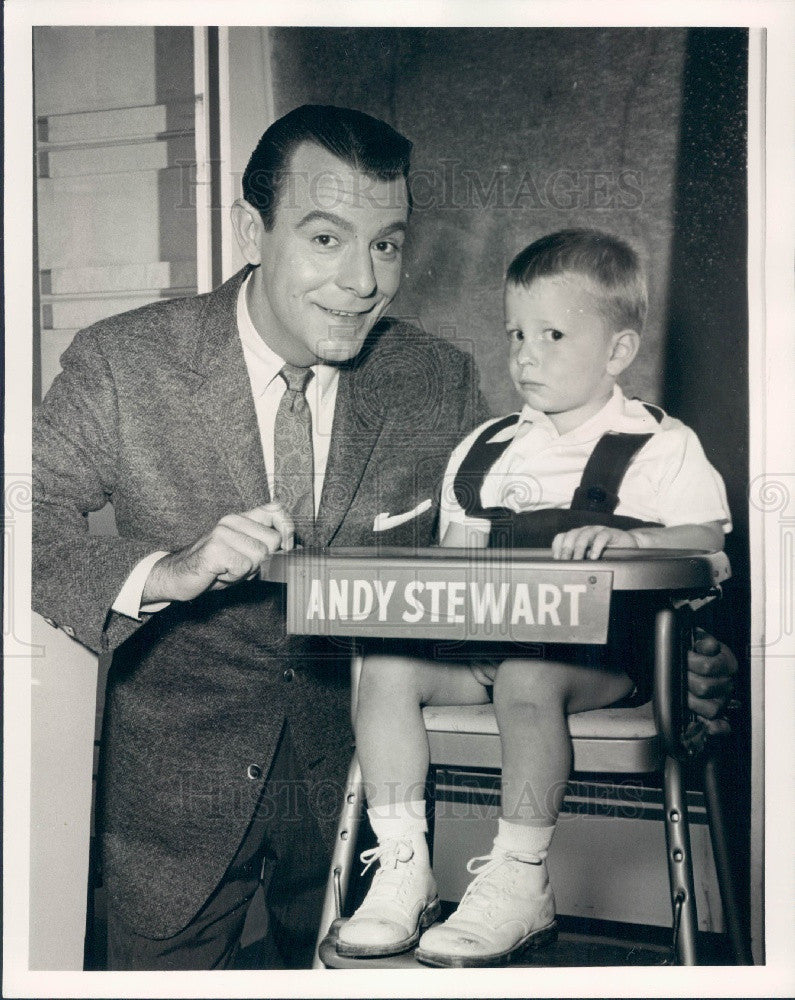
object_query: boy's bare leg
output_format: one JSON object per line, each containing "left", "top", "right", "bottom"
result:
{"left": 416, "top": 657, "right": 634, "bottom": 967}
{"left": 494, "top": 658, "right": 634, "bottom": 826}
{"left": 336, "top": 653, "right": 488, "bottom": 957}
{"left": 355, "top": 652, "right": 490, "bottom": 809}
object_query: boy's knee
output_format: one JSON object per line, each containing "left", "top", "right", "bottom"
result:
{"left": 493, "top": 658, "right": 564, "bottom": 710}
{"left": 361, "top": 654, "right": 411, "bottom": 685}
{"left": 359, "top": 654, "right": 429, "bottom": 697}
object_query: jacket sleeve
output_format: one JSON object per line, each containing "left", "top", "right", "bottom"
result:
{"left": 33, "top": 328, "right": 161, "bottom": 654}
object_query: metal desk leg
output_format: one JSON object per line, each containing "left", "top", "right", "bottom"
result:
{"left": 702, "top": 752, "right": 753, "bottom": 964}
{"left": 655, "top": 606, "right": 699, "bottom": 964}
{"left": 312, "top": 752, "right": 365, "bottom": 968}
{"left": 312, "top": 647, "right": 367, "bottom": 968}
{"left": 663, "top": 754, "right": 700, "bottom": 964}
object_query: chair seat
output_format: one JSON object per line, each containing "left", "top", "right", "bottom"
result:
{"left": 422, "top": 702, "right": 661, "bottom": 773}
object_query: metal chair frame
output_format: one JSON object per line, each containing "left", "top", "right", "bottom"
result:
{"left": 314, "top": 601, "right": 751, "bottom": 967}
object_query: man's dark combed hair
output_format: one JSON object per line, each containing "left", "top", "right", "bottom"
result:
{"left": 243, "top": 104, "right": 413, "bottom": 229}
{"left": 506, "top": 228, "right": 648, "bottom": 332}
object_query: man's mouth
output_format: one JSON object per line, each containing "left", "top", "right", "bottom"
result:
{"left": 318, "top": 304, "right": 374, "bottom": 318}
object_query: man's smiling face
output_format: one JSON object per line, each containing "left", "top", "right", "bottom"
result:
{"left": 244, "top": 141, "right": 409, "bottom": 366}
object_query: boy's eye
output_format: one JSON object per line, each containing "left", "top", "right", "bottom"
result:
{"left": 507, "top": 329, "right": 524, "bottom": 342}
{"left": 544, "top": 328, "right": 564, "bottom": 341}
{"left": 311, "top": 234, "right": 340, "bottom": 248}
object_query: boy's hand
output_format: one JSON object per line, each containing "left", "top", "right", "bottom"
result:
{"left": 552, "top": 525, "right": 639, "bottom": 560}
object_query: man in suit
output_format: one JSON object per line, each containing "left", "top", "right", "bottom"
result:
{"left": 33, "top": 104, "right": 737, "bottom": 970}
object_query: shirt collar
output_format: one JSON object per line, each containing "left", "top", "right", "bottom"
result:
{"left": 236, "top": 272, "right": 337, "bottom": 397}
{"left": 516, "top": 384, "right": 629, "bottom": 441}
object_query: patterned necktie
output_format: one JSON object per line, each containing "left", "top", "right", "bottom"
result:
{"left": 273, "top": 364, "right": 315, "bottom": 542}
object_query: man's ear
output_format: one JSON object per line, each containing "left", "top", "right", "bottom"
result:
{"left": 231, "top": 199, "right": 264, "bottom": 265}
{"left": 606, "top": 329, "right": 640, "bottom": 375}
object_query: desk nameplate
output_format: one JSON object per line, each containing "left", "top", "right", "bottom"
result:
{"left": 284, "top": 555, "right": 613, "bottom": 644}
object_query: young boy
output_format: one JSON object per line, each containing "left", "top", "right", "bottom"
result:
{"left": 335, "top": 229, "right": 731, "bottom": 967}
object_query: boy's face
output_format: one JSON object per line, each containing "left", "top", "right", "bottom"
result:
{"left": 505, "top": 274, "right": 631, "bottom": 433}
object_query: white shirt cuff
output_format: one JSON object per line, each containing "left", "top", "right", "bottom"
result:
{"left": 112, "top": 550, "right": 171, "bottom": 619}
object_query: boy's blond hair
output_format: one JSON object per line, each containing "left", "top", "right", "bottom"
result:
{"left": 506, "top": 228, "right": 648, "bottom": 333}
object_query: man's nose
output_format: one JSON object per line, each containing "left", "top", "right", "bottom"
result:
{"left": 338, "top": 245, "right": 377, "bottom": 297}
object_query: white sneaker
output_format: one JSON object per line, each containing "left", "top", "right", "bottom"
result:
{"left": 415, "top": 848, "right": 557, "bottom": 967}
{"left": 336, "top": 836, "right": 441, "bottom": 957}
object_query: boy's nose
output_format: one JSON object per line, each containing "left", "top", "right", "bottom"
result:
{"left": 517, "top": 338, "right": 541, "bottom": 366}
{"left": 338, "top": 245, "right": 377, "bottom": 298}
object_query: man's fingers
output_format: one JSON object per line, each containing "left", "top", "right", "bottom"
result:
{"left": 687, "top": 671, "right": 733, "bottom": 701}
{"left": 145, "top": 507, "right": 291, "bottom": 603}
{"left": 688, "top": 642, "right": 739, "bottom": 678}
{"left": 692, "top": 627, "right": 721, "bottom": 656}
{"left": 687, "top": 692, "right": 724, "bottom": 721}
{"left": 221, "top": 511, "right": 291, "bottom": 554}
{"left": 244, "top": 502, "right": 295, "bottom": 551}
{"left": 206, "top": 522, "right": 279, "bottom": 580}
{"left": 700, "top": 717, "right": 732, "bottom": 736}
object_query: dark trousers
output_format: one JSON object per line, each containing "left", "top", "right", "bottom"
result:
{"left": 106, "top": 725, "right": 330, "bottom": 970}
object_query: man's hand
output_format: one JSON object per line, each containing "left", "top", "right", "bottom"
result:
{"left": 142, "top": 502, "right": 294, "bottom": 604}
{"left": 687, "top": 627, "right": 739, "bottom": 734}
{"left": 552, "top": 525, "right": 639, "bottom": 561}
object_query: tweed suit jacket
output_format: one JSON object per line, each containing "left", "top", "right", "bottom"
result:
{"left": 32, "top": 266, "right": 488, "bottom": 938}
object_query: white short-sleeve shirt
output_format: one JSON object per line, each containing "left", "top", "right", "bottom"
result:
{"left": 439, "top": 385, "right": 732, "bottom": 540}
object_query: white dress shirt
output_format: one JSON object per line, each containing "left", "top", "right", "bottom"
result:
{"left": 439, "top": 384, "right": 732, "bottom": 541}
{"left": 114, "top": 272, "right": 340, "bottom": 619}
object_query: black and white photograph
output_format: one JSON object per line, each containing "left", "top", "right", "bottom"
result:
{"left": 3, "top": 1, "right": 793, "bottom": 996}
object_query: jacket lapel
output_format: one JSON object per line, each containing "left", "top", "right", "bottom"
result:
{"left": 187, "top": 268, "right": 271, "bottom": 511}
{"left": 313, "top": 364, "right": 385, "bottom": 547}
{"left": 186, "top": 269, "right": 389, "bottom": 537}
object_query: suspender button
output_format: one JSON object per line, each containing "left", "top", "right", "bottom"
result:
{"left": 587, "top": 486, "right": 607, "bottom": 503}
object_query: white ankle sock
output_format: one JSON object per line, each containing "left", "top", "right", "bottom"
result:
{"left": 493, "top": 817, "right": 555, "bottom": 862}
{"left": 367, "top": 800, "right": 427, "bottom": 844}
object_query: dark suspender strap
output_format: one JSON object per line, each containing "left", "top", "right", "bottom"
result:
{"left": 453, "top": 414, "right": 520, "bottom": 516}
{"left": 570, "top": 432, "right": 653, "bottom": 514}
{"left": 455, "top": 404, "right": 662, "bottom": 521}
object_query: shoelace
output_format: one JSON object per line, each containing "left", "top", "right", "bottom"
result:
{"left": 359, "top": 837, "right": 415, "bottom": 876}
{"left": 355, "top": 838, "right": 418, "bottom": 906}
{"left": 457, "top": 850, "right": 542, "bottom": 917}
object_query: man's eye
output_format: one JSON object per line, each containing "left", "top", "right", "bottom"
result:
{"left": 544, "top": 328, "right": 564, "bottom": 341}
{"left": 373, "top": 240, "right": 401, "bottom": 258}
{"left": 312, "top": 234, "right": 339, "bottom": 248}
{"left": 507, "top": 329, "right": 524, "bottom": 342}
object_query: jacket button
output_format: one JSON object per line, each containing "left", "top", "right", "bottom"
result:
{"left": 282, "top": 668, "right": 295, "bottom": 683}
{"left": 247, "top": 764, "right": 262, "bottom": 780}
{"left": 63, "top": 625, "right": 76, "bottom": 638}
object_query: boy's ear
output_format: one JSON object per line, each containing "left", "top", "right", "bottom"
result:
{"left": 231, "top": 199, "right": 264, "bottom": 265}
{"left": 606, "top": 329, "right": 640, "bottom": 375}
